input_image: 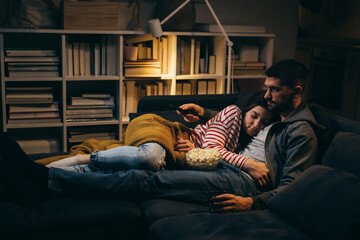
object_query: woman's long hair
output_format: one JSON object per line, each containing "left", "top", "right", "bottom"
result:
{"left": 236, "top": 90, "right": 278, "bottom": 152}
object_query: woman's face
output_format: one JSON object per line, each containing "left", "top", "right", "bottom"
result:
{"left": 243, "top": 106, "right": 273, "bottom": 136}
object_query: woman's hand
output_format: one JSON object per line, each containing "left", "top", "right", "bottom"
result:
{"left": 178, "top": 103, "right": 204, "bottom": 122}
{"left": 174, "top": 137, "right": 195, "bottom": 152}
{"left": 210, "top": 194, "right": 253, "bottom": 213}
{"left": 242, "top": 158, "right": 271, "bottom": 189}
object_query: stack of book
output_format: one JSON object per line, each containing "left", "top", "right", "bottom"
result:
{"left": 67, "top": 93, "right": 115, "bottom": 122}
{"left": 231, "top": 61, "right": 266, "bottom": 75}
{"left": 5, "top": 49, "right": 60, "bottom": 77}
{"left": 124, "top": 59, "right": 161, "bottom": 77}
{"left": 124, "top": 35, "right": 167, "bottom": 76}
{"left": 68, "top": 126, "right": 116, "bottom": 143}
{"left": 6, "top": 87, "right": 61, "bottom": 124}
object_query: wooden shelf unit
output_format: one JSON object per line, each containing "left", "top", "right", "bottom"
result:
{"left": 0, "top": 28, "right": 274, "bottom": 153}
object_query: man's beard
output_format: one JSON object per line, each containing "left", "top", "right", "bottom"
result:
{"left": 267, "top": 95, "right": 293, "bottom": 113}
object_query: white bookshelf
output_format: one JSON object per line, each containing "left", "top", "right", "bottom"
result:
{"left": 0, "top": 28, "right": 274, "bottom": 152}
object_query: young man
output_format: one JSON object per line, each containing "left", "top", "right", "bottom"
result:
{"left": 177, "top": 59, "right": 320, "bottom": 211}
{"left": 0, "top": 59, "right": 319, "bottom": 211}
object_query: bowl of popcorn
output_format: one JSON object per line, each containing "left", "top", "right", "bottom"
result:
{"left": 185, "top": 148, "right": 221, "bottom": 171}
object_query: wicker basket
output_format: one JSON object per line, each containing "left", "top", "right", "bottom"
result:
{"left": 185, "top": 148, "right": 221, "bottom": 171}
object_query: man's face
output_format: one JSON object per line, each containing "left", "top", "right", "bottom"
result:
{"left": 264, "top": 77, "right": 294, "bottom": 114}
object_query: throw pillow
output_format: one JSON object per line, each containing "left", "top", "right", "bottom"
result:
{"left": 322, "top": 131, "right": 360, "bottom": 177}
{"left": 268, "top": 165, "right": 360, "bottom": 240}
{"left": 309, "top": 103, "right": 333, "bottom": 163}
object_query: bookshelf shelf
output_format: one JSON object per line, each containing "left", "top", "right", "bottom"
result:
{"left": 233, "top": 74, "right": 267, "bottom": 79}
{"left": 5, "top": 77, "right": 63, "bottom": 82}
{"left": 124, "top": 74, "right": 162, "bottom": 78}
{"left": 0, "top": 28, "right": 274, "bottom": 153}
{"left": 66, "top": 76, "right": 120, "bottom": 81}
{"left": 66, "top": 119, "right": 120, "bottom": 127}
{"left": 176, "top": 74, "right": 223, "bottom": 80}
{"left": 160, "top": 75, "right": 173, "bottom": 80}
{"left": 6, "top": 123, "right": 63, "bottom": 129}
{"left": 124, "top": 78, "right": 162, "bottom": 81}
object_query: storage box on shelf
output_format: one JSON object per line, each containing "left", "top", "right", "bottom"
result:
{"left": 63, "top": 1, "right": 122, "bottom": 31}
{"left": 0, "top": 28, "right": 274, "bottom": 153}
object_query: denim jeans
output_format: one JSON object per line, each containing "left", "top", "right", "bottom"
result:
{"left": 62, "top": 142, "right": 166, "bottom": 172}
{"left": 48, "top": 161, "right": 260, "bottom": 204}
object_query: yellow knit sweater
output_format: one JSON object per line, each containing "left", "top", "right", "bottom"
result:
{"left": 36, "top": 114, "right": 192, "bottom": 168}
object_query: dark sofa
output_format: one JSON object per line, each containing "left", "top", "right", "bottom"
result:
{"left": 1, "top": 92, "right": 360, "bottom": 240}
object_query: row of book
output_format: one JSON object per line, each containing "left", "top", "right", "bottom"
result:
{"left": 6, "top": 87, "right": 61, "bottom": 124}
{"left": 177, "top": 38, "right": 216, "bottom": 75}
{"left": 123, "top": 81, "right": 168, "bottom": 118}
{"left": 122, "top": 79, "right": 217, "bottom": 119}
{"left": 176, "top": 79, "right": 217, "bottom": 95}
{"left": 67, "top": 36, "right": 117, "bottom": 77}
{"left": 67, "top": 93, "right": 115, "bottom": 122}
{"left": 5, "top": 50, "right": 60, "bottom": 78}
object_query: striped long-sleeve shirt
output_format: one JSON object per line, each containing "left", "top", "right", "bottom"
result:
{"left": 191, "top": 105, "right": 249, "bottom": 169}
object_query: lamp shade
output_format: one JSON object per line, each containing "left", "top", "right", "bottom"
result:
{"left": 148, "top": 18, "right": 163, "bottom": 38}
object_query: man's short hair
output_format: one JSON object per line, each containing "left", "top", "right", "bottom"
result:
{"left": 265, "top": 59, "right": 308, "bottom": 91}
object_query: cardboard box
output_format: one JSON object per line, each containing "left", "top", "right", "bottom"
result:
{"left": 64, "top": 1, "right": 122, "bottom": 30}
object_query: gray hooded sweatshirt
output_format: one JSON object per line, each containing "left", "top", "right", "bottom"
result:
{"left": 205, "top": 102, "right": 320, "bottom": 206}
{"left": 258, "top": 102, "right": 319, "bottom": 205}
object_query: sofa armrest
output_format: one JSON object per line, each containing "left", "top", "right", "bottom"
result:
{"left": 268, "top": 165, "right": 360, "bottom": 240}
{"left": 129, "top": 94, "right": 239, "bottom": 128}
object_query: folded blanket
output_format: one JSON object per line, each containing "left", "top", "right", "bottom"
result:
{"left": 36, "top": 114, "right": 192, "bottom": 168}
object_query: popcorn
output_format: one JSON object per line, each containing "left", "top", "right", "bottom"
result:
{"left": 185, "top": 148, "right": 221, "bottom": 170}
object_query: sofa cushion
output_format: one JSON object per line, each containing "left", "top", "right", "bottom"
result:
{"left": 322, "top": 131, "right": 360, "bottom": 177}
{"left": 268, "top": 165, "right": 360, "bottom": 240}
{"left": 140, "top": 199, "right": 208, "bottom": 225}
{"left": 149, "top": 210, "right": 311, "bottom": 240}
{"left": 328, "top": 113, "right": 360, "bottom": 134}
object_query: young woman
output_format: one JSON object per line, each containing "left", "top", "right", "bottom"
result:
{"left": 47, "top": 90, "right": 278, "bottom": 173}
{"left": 0, "top": 90, "right": 277, "bottom": 207}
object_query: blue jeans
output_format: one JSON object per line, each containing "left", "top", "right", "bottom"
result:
{"left": 48, "top": 161, "right": 260, "bottom": 204}
{"left": 62, "top": 142, "right": 166, "bottom": 172}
